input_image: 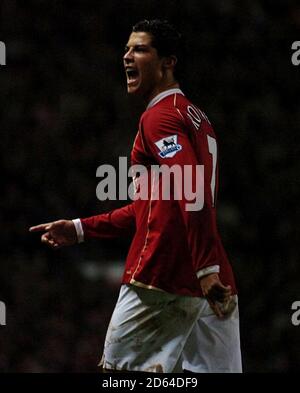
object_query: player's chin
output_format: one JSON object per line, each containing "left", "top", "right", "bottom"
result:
{"left": 127, "top": 85, "right": 140, "bottom": 95}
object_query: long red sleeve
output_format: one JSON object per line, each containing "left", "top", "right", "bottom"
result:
{"left": 81, "top": 203, "right": 136, "bottom": 240}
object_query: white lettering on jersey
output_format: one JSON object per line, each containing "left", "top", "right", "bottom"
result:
{"left": 187, "top": 105, "right": 211, "bottom": 130}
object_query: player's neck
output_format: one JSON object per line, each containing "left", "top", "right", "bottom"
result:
{"left": 145, "top": 80, "right": 180, "bottom": 106}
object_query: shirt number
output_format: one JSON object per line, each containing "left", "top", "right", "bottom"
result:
{"left": 207, "top": 135, "right": 217, "bottom": 207}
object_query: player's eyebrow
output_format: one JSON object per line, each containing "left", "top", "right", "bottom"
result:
{"left": 124, "top": 44, "right": 150, "bottom": 52}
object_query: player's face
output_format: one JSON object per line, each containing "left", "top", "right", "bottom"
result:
{"left": 123, "top": 32, "right": 165, "bottom": 102}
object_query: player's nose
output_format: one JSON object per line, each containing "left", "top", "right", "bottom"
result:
{"left": 123, "top": 48, "right": 134, "bottom": 63}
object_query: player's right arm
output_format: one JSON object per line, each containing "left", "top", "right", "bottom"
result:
{"left": 80, "top": 202, "right": 136, "bottom": 240}
{"left": 29, "top": 219, "right": 77, "bottom": 249}
{"left": 29, "top": 203, "right": 136, "bottom": 249}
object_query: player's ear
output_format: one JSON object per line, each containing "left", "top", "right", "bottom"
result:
{"left": 163, "top": 55, "right": 177, "bottom": 70}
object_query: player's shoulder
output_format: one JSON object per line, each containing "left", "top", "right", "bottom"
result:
{"left": 176, "top": 94, "right": 213, "bottom": 131}
{"left": 141, "top": 92, "right": 212, "bottom": 130}
{"left": 141, "top": 93, "right": 185, "bottom": 126}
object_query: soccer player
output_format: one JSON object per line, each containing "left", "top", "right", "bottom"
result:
{"left": 30, "top": 19, "right": 242, "bottom": 373}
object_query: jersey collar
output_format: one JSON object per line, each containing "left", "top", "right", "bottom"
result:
{"left": 146, "top": 88, "right": 184, "bottom": 110}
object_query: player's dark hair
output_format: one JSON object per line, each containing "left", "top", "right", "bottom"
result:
{"left": 132, "top": 19, "right": 185, "bottom": 81}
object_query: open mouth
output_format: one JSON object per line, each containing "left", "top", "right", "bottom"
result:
{"left": 126, "top": 68, "right": 139, "bottom": 85}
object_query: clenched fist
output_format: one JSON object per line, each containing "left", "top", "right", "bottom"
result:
{"left": 199, "top": 273, "right": 236, "bottom": 319}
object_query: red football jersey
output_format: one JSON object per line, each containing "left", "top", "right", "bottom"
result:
{"left": 81, "top": 89, "right": 237, "bottom": 297}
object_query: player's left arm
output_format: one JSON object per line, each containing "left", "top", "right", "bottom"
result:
{"left": 199, "top": 273, "right": 235, "bottom": 318}
{"left": 141, "top": 109, "right": 234, "bottom": 317}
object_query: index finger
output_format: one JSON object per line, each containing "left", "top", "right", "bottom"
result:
{"left": 209, "top": 283, "right": 232, "bottom": 296}
{"left": 213, "top": 282, "right": 232, "bottom": 291}
{"left": 29, "top": 223, "right": 52, "bottom": 232}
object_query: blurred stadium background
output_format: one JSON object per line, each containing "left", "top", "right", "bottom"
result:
{"left": 0, "top": 0, "right": 299, "bottom": 372}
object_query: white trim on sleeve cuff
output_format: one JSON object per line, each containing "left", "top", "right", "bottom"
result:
{"left": 72, "top": 219, "right": 84, "bottom": 243}
{"left": 196, "top": 265, "right": 220, "bottom": 279}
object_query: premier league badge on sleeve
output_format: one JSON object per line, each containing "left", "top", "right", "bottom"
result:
{"left": 155, "top": 134, "right": 182, "bottom": 158}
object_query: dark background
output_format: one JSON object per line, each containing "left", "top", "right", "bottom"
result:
{"left": 0, "top": 0, "right": 299, "bottom": 372}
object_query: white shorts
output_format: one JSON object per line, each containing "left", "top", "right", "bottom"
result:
{"left": 179, "top": 296, "right": 242, "bottom": 373}
{"left": 100, "top": 284, "right": 242, "bottom": 373}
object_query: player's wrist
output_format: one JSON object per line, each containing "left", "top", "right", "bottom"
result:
{"left": 196, "top": 265, "right": 220, "bottom": 279}
{"left": 72, "top": 219, "right": 84, "bottom": 243}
